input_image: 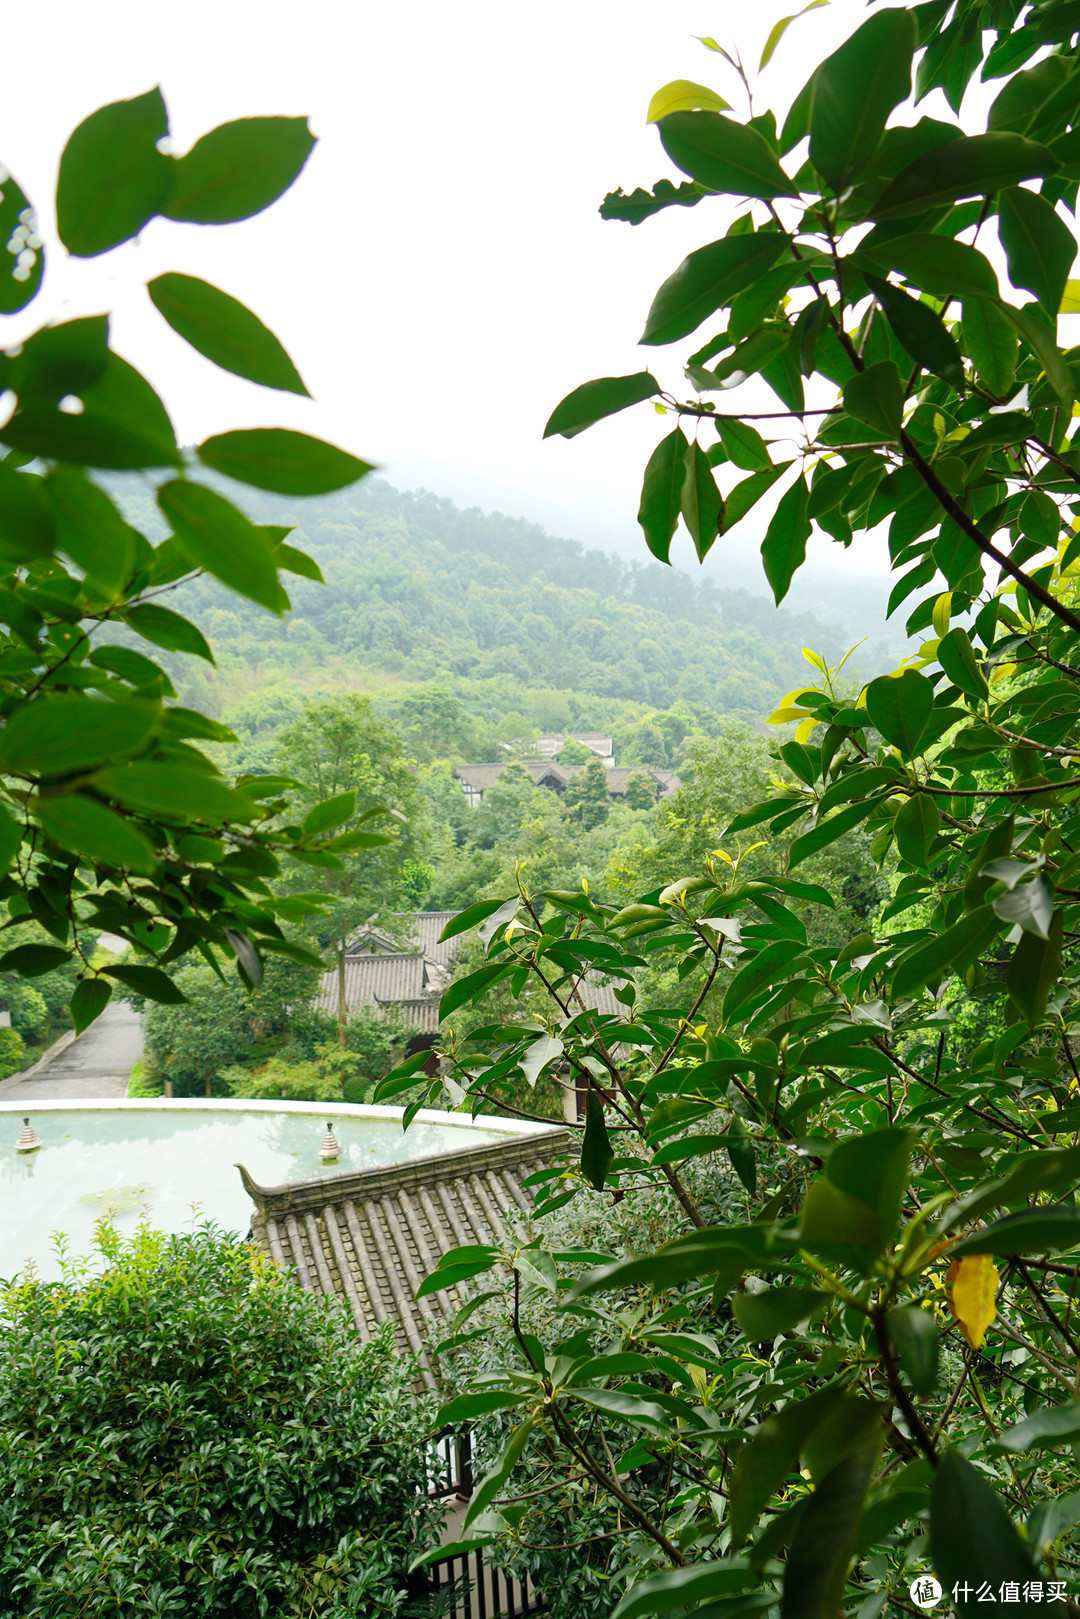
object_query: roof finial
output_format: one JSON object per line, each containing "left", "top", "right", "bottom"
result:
{"left": 15, "top": 1117, "right": 42, "bottom": 1153}
{"left": 318, "top": 1122, "right": 342, "bottom": 1163}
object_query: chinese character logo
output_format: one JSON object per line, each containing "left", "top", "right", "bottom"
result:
{"left": 911, "top": 1576, "right": 943, "bottom": 1608}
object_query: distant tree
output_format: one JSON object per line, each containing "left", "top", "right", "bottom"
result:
{"left": 563, "top": 758, "right": 610, "bottom": 830}
{"left": 392, "top": 686, "right": 481, "bottom": 763}
{"left": 623, "top": 771, "right": 657, "bottom": 811}
{"left": 626, "top": 721, "right": 669, "bottom": 766}
{"left": 557, "top": 737, "right": 594, "bottom": 765}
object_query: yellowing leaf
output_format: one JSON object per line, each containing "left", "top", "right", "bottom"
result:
{"left": 768, "top": 706, "right": 817, "bottom": 724}
{"left": 647, "top": 79, "right": 732, "bottom": 122}
{"left": 760, "top": 0, "right": 830, "bottom": 69}
{"left": 775, "top": 685, "right": 818, "bottom": 707}
{"left": 802, "top": 646, "right": 828, "bottom": 673}
{"left": 947, "top": 1254, "right": 999, "bottom": 1349}
{"left": 795, "top": 717, "right": 818, "bottom": 742}
{"left": 932, "top": 593, "right": 953, "bottom": 638}
{"left": 1060, "top": 279, "right": 1080, "bottom": 314}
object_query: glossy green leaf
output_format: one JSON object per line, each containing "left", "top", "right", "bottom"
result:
{"left": 158, "top": 481, "right": 289, "bottom": 614}
{"left": 0, "top": 172, "right": 44, "bottom": 313}
{"left": 808, "top": 10, "right": 916, "bottom": 189}
{"left": 1, "top": 315, "right": 109, "bottom": 406}
{"left": 544, "top": 372, "right": 659, "bottom": 439}
{"left": 873, "top": 132, "right": 1059, "bottom": 218}
{"left": 0, "top": 696, "right": 157, "bottom": 777}
{"left": 124, "top": 604, "right": 215, "bottom": 664}
{"left": 723, "top": 939, "right": 806, "bottom": 1022}
{"left": 937, "top": 626, "right": 989, "bottom": 699}
{"left": 612, "top": 1562, "right": 762, "bottom": 1619}
{"left": 865, "top": 667, "right": 934, "bottom": 754}
{"left": 724, "top": 463, "right": 789, "bottom": 528}
{"left": 303, "top": 791, "right": 357, "bottom": 836}
{"left": 91, "top": 762, "right": 259, "bottom": 824}
{"left": 799, "top": 1178, "right": 882, "bottom": 1253}
{"left": 727, "top": 1116, "right": 757, "bottom": 1194}
{"left": 196, "top": 428, "right": 374, "bottom": 496}
{"left": 148, "top": 273, "right": 308, "bottom": 395}
{"left": 864, "top": 275, "right": 963, "bottom": 386}
{"left": 33, "top": 794, "right": 156, "bottom": 873}
{"left": 681, "top": 440, "right": 724, "bottom": 561}
{"left": 998, "top": 185, "right": 1077, "bottom": 315}
{"left": 827, "top": 1128, "right": 912, "bottom": 1246}
{"left": 892, "top": 904, "right": 999, "bottom": 998}
{"left": 582, "top": 1089, "right": 614, "bottom": 1190}
{"left": 717, "top": 418, "right": 773, "bottom": 471}
{"left": 439, "top": 962, "right": 511, "bottom": 1019}
{"left": 995, "top": 1399, "right": 1080, "bottom": 1453}
{"left": 658, "top": 112, "right": 798, "bottom": 199}
{"left": 638, "top": 427, "right": 688, "bottom": 562}
{"left": 761, "top": 474, "right": 810, "bottom": 605}
{"left": 103, "top": 964, "right": 188, "bottom": 1004}
{"left": 894, "top": 794, "right": 940, "bottom": 867}
{"left": 2, "top": 355, "right": 181, "bottom": 470}
{"left": 929, "top": 1452, "right": 1034, "bottom": 1613}
{"left": 993, "top": 872, "right": 1054, "bottom": 939}
{"left": 436, "top": 1390, "right": 527, "bottom": 1425}
{"left": 599, "top": 179, "right": 703, "bottom": 225}
{"left": 56, "top": 88, "right": 171, "bottom": 257}
{"left": 730, "top": 1385, "right": 848, "bottom": 1545}
{"left": 947, "top": 1145, "right": 1080, "bottom": 1227}
{"left": 788, "top": 798, "right": 877, "bottom": 867}
{"left": 0, "top": 463, "right": 55, "bottom": 564}
{"left": 998, "top": 300, "right": 1074, "bottom": 402}
{"left": 888, "top": 1305, "right": 939, "bottom": 1395}
{"left": 70, "top": 976, "right": 113, "bottom": 1035}
{"left": 165, "top": 117, "right": 315, "bottom": 224}
{"left": 733, "top": 1286, "right": 830, "bottom": 1338}
{"left": 950, "top": 1204, "right": 1080, "bottom": 1257}
{"left": 842, "top": 361, "right": 904, "bottom": 437}
{"left": 1007, "top": 908, "right": 1063, "bottom": 1025}
{"left": 640, "top": 234, "right": 787, "bottom": 346}
{"left": 0, "top": 808, "right": 23, "bottom": 879}
{"left": 856, "top": 235, "right": 998, "bottom": 301}
{"left": 438, "top": 899, "right": 508, "bottom": 942}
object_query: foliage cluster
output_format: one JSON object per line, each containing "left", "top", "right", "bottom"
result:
{"left": 0, "top": 1224, "right": 440, "bottom": 1617}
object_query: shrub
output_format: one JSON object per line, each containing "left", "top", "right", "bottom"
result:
{"left": 0, "top": 1224, "right": 441, "bottom": 1617}
{"left": 221, "top": 1055, "right": 342, "bottom": 1103}
{"left": 126, "top": 1056, "right": 165, "bottom": 1098}
{"left": 0, "top": 1025, "right": 24, "bottom": 1079}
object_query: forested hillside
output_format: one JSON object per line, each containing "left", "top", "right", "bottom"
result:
{"left": 120, "top": 476, "right": 892, "bottom": 745}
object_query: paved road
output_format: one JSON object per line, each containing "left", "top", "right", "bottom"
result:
{"left": 0, "top": 1002, "right": 143, "bottom": 1101}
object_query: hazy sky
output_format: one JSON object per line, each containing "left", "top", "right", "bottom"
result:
{"left": 4, "top": 0, "right": 959, "bottom": 582}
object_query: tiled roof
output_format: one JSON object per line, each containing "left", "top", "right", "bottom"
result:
{"left": 346, "top": 911, "right": 461, "bottom": 968}
{"left": 314, "top": 955, "right": 448, "bottom": 1031}
{"left": 454, "top": 761, "right": 571, "bottom": 792}
{"left": 238, "top": 1128, "right": 571, "bottom": 1390}
{"left": 606, "top": 767, "right": 682, "bottom": 799}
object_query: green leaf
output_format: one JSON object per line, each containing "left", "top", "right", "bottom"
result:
{"left": 582, "top": 1090, "right": 614, "bottom": 1191}
{"left": 274, "top": 542, "right": 323, "bottom": 583}
{"left": 761, "top": 475, "right": 810, "bottom": 605}
{"left": 730, "top": 1386, "right": 848, "bottom": 1546}
{"left": 808, "top": 10, "right": 916, "bottom": 189}
{"left": 124, "top": 604, "right": 215, "bottom": 664}
{"left": 888, "top": 1306, "right": 939, "bottom": 1395}
{"left": 788, "top": 799, "right": 877, "bottom": 867}
{"left": 998, "top": 301, "right": 1074, "bottom": 402}
{"left": 158, "top": 481, "right": 289, "bottom": 614}
{"left": 781, "top": 1446, "right": 880, "bottom": 1619}
{"left": 872, "top": 132, "right": 1060, "bottom": 218}
{"left": 637, "top": 428, "right": 688, "bottom": 562}
{"left": 681, "top": 441, "right": 724, "bottom": 561}
{"left": 0, "top": 172, "right": 44, "bottom": 313}
{"left": 439, "top": 962, "right": 511, "bottom": 1019}
{"left": 864, "top": 275, "right": 963, "bottom": 386}
{"left": 892, "top": 905, "right": 1000, "bottom": 999}
{"left": 725, "top": 463, "right": 790, "bottom": 528}
{"left": 929, "top": 1452, "right": 1034, "bottom": 1613}
{"left": 103, "top": 964, "right": 188, "bottom": 1004}
{"left": 937, "top": 626, "right": 989, "bottom": 699}
{"left": 948, "top": 1145, "right": 1080, "bottom": 1226}
{"left": 998, "top": 185, "right": 1077, "bottom": 315}
{"left": 303, "top": 791, "right": 357, "bottom": 836}
{"left": 856, "top": 235, "right": 998, "bottom": 301}
{"left": 91, "top": 762, "right": 259, "bottom": 824}
{"left": 0, "top": 696, "right": 157, "bottom": 777}
{"left": 612, "top": 1562, "right": 762, "bottom": 1618}
{"left": 520, "top": 1034, "right": 564, "bottom": 1088}
{"left": 727, "top": 1116, "right": 757, "bottom": 1194}
{"left": 436, "top": 1390, "right": 527, "bottom": 1425}
{"left": 165, "top": 117, "right": 315, "bottom": 224}
{"left": 0, "top": 807, "right": 23, "bottom": 879}
{"left": 33, "top": 794, "right": 156, "bottom": 873}
{"left": 724, "top": 939, "right": 807, "bottom": 1022}
{"left": 148, "top": 273, "right": 308, "bottom": 395}
{"left": 416, "top": 1246, "right": 501, "bottom": 1298}
{"left": 45, "top": 468, "right": 135, "bottom": 596}
{"left": 826, "top": 1127, "right": 912, "bottom": 1246}
{"left": 650, "top": 1132, "right": 732, "bottom": 1166}
{"left": 1007, "top": 908, "right": 1063, "bottom": 1025}
{"left": 658, "top": 111, "right": 798, "bottom": 200}
{"left": 70, "top": 977, "right": 113, "bottom": 1035}
{"left": 640, "top": 234, "right": 787, "bottom": 346}
{"left": 2, "top": 354, "right": 181, "bottom": 470}
{"left": 599, "top": 179, "right": 703, "bottom": 225}
{"left": 0, "top": 943, "right": 72, "bottom": 976}
{"left": 894, "top": 795, "right": 940, "bottom": 868}
{"left": 647, "top": 80, "right": 732, "bottom": 121}
{"left": 439, "top": 899, "right": 507, "bottom": 941}
{"left": 196, "top": 428, "right": 374, "bottom": 495}
{"left": 760, "top": 1, "right": 830, "bottom": 70}
{"left": 842, "top": 361, "right": 904, "bottom": 437}
{"left": 733, "top": 1286, "right": 830, "bottom": 1338}
{"left": 995, "top": 1400, "right": 1080, "bottom": 1453}
{"left": 0, "top": 463, "right": 55, "bottom": 564}
{"left": 950, "top": 1204, "right": 1080, "bottom": 1257}
{"left": 993, "top": 872, "right": 1054, "bottom": 939}
{"left": 717, "top": 418, "right": 773, "bottom": 471}
{"left": 865, "top": 667, "right": 934, "bottom": 755}
{"left": 2, "top": 314, "right": 109, "bottom": 406}
{"left": 56, "top": 88, "right": 171, "bottom": 257}
{"left": 544, "top": 372, "right": 658, "bottom": 439}
{"left": 799, "top": 1179, "right": 882, "bottom": 1253}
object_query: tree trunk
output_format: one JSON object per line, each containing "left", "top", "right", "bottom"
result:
{"left": 337, "top": 933, "right": 347, "bottom": 1048}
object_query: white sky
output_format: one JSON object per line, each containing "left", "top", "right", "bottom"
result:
{"left": 3, "top": 0, "right": 989, "bottom": 583}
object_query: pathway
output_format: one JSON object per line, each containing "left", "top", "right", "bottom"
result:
{"left": 0, "top": 1002, "right": 143, "bottom": 1102}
